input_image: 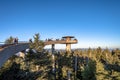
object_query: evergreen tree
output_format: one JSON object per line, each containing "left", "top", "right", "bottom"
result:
{"left": 5, "top": 36, "right": 14, "bottom": 44}
{"left": 82, "top": 59, "right": 96, "bottom": 80}
{"left": 95, "top": 60, "right": 109, "bottom": 80}
{"left": 30, "top": 33, "right": 44, "bottom": 52}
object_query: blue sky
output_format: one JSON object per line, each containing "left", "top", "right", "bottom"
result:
{"left": 0, "top": 0, "right": 120, "bottom": 49}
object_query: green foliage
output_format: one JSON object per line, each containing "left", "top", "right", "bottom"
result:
{"left": 82, "top": 59, "right": 96, "bottom": 80}
{"left": 95, "top": 60, "right": 109, "bottom": 80}
{"left": 30, "top": 33, "right": 44, "bottom": 52}
{"left": 1, "top": 48, "right": 120, "bottom": 80}
{"left": 5, "top": 36, "right": 14, "bottom": 44}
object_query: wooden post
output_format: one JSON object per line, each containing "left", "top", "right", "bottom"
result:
{"left": 67, "top": 70, "right": 71, "bottom": 80}
{"left": 74, "top": 56, "right": 77, "bottom": 79}
{"left": 52, "top": 54, "right": 56, "bottom": 80}
{"left": 52, "top": 44, "right": 55, "bottom": 54}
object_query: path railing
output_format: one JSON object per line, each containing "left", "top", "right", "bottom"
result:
{"left": 0, "top": 41, "right": 29, "bottom": 49}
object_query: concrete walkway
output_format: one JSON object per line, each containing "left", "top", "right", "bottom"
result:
{"left": 0, "top": 43, "right": 29, "bottom": 67}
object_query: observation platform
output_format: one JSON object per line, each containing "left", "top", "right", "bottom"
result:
{"left": 0, "top": 36, "right": 78, "bottom": 67}
{"left": 44, "top": 39, "right": 77, "bottom": 45}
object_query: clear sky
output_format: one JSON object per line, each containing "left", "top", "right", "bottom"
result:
{"left": 0, "top": 0, "right": 120, "bottom": 49}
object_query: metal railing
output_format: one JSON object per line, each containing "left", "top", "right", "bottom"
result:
{"left": 0, "top": 41, "right": 29, "bottom": 49}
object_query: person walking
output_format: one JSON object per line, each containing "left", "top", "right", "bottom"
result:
{"left": 14, "top": 37, "right": 18, "bottom": 44}
{"left": 29, "top": 39, "right": 32, "bottom": 43}
{"left": 14, "top": 38, "right": 17, "bottom": 44}
{"left": 16, "top": 37, "right": 18, "bottom": 44}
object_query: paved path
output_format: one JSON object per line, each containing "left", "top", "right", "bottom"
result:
{"left": 0, "top": 43, "right": 29, "bottom": 67}
{"left": 0, "top": 39, "right": 77, "bottom": 67}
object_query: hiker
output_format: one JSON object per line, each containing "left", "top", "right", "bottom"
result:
{"left": 29, "top": 39, "right": 32, "bottom": 43}
{"left": 14, "top": 38, "right": 17, "bottom": 44}
{"left": 16, "top": 37, "right": 18, "bottom": 44}
{"left": 14, "top": 37, "right": 18, "bottom": 44}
